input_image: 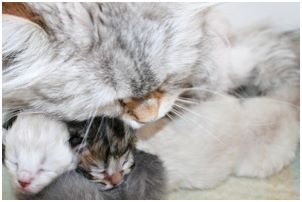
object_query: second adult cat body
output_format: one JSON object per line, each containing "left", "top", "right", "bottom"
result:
{"left": 137, "top": 94, "right": 299, "bottom": 191}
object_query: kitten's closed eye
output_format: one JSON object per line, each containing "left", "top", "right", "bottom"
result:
{"left": 7, "top": 160, "right": 18, "bottom": 167}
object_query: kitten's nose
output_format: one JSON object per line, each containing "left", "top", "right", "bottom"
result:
{"left": 18, "top": 180, "right": 31, "bottom": 188}
{"left": 18, "top": 170, "right": 33, "bottom": 188}
{"left": 109, "top": 172, "right": 122, "bottom": 186}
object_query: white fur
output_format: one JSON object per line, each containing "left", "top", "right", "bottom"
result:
{"left": 137, "top": 94, "right": 299, "bottom": 191}
{"left": 4, "top": 114, "right": 76, "bottom": 194}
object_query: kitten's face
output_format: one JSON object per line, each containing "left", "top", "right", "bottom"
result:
{"left": 4, "top": 114, "right": 76, "bottom": 194}
{"left": 68, "top": 117, "right": 136, "bottom": 190}
{"left": 78, "top": 149, "right": 134, "bottom": 190}
{"left": 3, "top": 3, "right": 214, "bottom": 126}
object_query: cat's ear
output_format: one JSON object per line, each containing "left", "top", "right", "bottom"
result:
{"left": 167, "top": 3, "right": 219, "bottom": 32}
{"left": 170, "top": 3, "right": 218, "bottom": 19}
{"left": 2, "top": 3, "right": 49, "bottom": 69}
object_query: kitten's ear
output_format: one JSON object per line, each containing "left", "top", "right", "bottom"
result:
{"left": 2, "top": 3, "right": 49, "bottom": 69}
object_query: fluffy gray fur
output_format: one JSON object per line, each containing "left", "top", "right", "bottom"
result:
{"left": 17, "top": 150, "right": 166, "bottom": 200}
{"left": 3, "top": 3, "right": 299, "bottom": 128}
{"left": 3, "top": 3, "right": 299, "bottom": 126}
{"left": 3, "top": 3, "right": 217, "bottom": 121}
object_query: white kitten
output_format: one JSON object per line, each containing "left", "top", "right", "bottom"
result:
{"left": 137, "top": 94, "right": 299, "bottom": 191}
{"left": 4, "top": 114, "right": 76, "bottom": 194}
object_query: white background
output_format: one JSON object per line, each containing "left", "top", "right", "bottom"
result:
{"left": 216, "top": 3, "right": 299, "bottom": 31}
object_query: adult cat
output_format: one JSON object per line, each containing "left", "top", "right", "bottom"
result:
{"left": 3, "top": 3, "right": 299, "bottom": 128}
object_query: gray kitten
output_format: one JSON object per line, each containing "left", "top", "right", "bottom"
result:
{"left": 17, "top": 150, "right": 166, "bottom": 200}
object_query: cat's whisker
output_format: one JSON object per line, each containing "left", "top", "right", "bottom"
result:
{"left": 176, "top": 98, "right": 199, "bottom": 105}
{"left": 96, "top": 116, "right": 104, "bottom": 136}
{"left": 170, "top": 108, "right": 225, "bottom": 144}
{"left": 182, "top": 87, "right": 300, "bottom": 110}
{"left": 182, "top": 87, "right": 233, "bottom": 99}
{"left": 173, "top": 103, "right": 228, "bottom": 124}
{"left": 3, "top": 110, "right": 44, "bottom": 123}
{"left": 77, "top": 110, "right": 97, "bottom": 154}
{"left": 166, "top": 113, "right": 175, "bottom": 121}
{"left": 173, "top": 101, "right": 292, "bottom": 127}
{"left": 177, "top": 96, "right": 200, "bottom": 102}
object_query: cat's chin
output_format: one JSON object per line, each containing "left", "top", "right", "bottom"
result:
{"left": 122, "top": 119, "right": 144, "bottom": 129}
{"left": 14, "top": 180, "right": 47, "bottom": 196}
{"left": 15, "top": 186, "right": 42, "bottom": 195}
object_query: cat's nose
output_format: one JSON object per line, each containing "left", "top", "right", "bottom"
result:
{"left": 18, "top": 180, "right": 31, "bottom": 188}
{"left": 109, "top": 171, "right": 122, "bottom": 186}
{"left": 18, "top": 170, "right": 33, "bottom": 188}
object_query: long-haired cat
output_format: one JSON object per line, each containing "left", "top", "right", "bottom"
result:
{"left": 3, "top": 3, "right": 298, "bottom": 129}
{"left": 3, "top": 114, "right": 76, "bottom": 195}
{"left": 66, "top": 116, "right": 136, "bottom": 190}
{"left": 17, "top": 150, "right": 166, "bottom": 200}
{"left": 136, "top": 93, "right": 299, "bottom": 191}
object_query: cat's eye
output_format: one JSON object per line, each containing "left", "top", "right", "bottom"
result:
{"left": 122, "top": 160, "right": 128, "bottom": 167}
{"left": 10, "top": 161, "right": 18, "bottom": 167}
{"left": 98, "top": 182, "right": 107, "bottom": 186}
{"left": 69, "top": 135, "right": 84, "bottom": 147}
{"left": 38, "top": 168, "right": 45, "bottom": 173}
{"left": 130, "top": 163, "right": 135, "bottom": 169}
{"left": 38, "top": 168, "right": 54, "bottom": 174}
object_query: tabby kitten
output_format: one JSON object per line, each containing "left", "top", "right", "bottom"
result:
{"left": 66, "top": 117, "right": 136, "bottom": 190}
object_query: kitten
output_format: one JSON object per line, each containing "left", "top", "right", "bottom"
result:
{"left": 66, "top": 116, "right": 136, "bottom": 190}
{"left": 136, "top": 93, "right": 299, "bottom": 191}
{"left": 3, "top": 114, "right": 77, "bottom": 195}
{"left": 17, "top": 150, "right": 166, "bottom": 200}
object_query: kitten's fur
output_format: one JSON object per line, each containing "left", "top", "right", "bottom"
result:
{"left": 17, "top": 150, "right": 166, "bottom": 200}
{"left": 137, "top": 93, "right": 299, "bottom": 191}
{"left": 3, "top": 114, "right": 76, "bottom": 194}
{"left": 3, "top": 3, "right": 298, "bottom": 130}
{"left": 66, "top": 117, "right": 136, "bottom": 190}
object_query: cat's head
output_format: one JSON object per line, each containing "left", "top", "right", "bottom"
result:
{"left": 3, "top": 3, "right": 216, "bottom": 127}
{"left": 77, "top": 148, "right": 135, "bottom": 190}
{"left": 67, "top": 117, "right": 136, "bottom": 190}
{"left": 3, "top": 114, "right": 76, "bottom": 194}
